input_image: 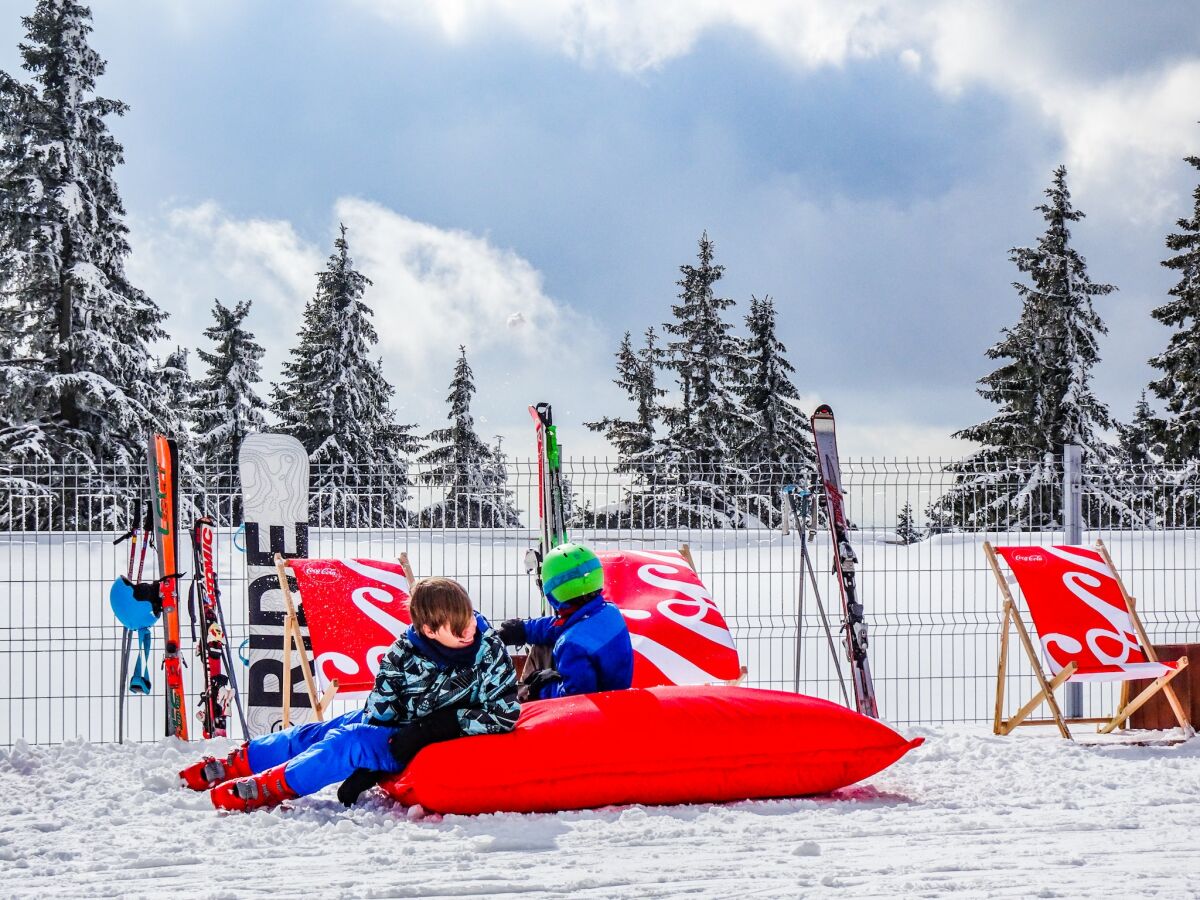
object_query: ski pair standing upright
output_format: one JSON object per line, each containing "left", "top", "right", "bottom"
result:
{"left": 148, "top": 434, "right": 189, "bottom": 739}
{"left": 525, "top": 403, "right": 569, "bottom": 596}
{"left": 189, "top": 516, "right": 248, "bottom": 739}
{"left": 809, "top": 404, "right": 878, "bottom": 718}
{"left": 785, "top": 402, "right": 879, "bottom": 719}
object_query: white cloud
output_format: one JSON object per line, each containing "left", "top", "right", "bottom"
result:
{"left": 127, "top": 199, "right": 613, "bottom": 450}
{"left": 332, "top": 196, "right": 564, "bottom": 368}
{"left": 353, "top": 0, "right": 1200, "bottom": 214}
{"left": 921, "top": 2, "right": 1200, "bottom": 218}
{"left": 353, "top": 0, "right": 903, "bottom": 72}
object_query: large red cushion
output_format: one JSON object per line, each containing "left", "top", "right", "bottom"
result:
{"left": 380, "top": 686, "right": 923, "bottom": 814}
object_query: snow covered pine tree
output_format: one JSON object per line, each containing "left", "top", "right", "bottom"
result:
{"left": 929, "top": 167, "right": 1118, "bottom": 530}
{"left": 733, "top": 295, "right": 815, "bottom": 527}
{"left": 1147, "top": 154, "right": 1200, "bottom": 525}
{"left": 272, "top": 225, "right": 420, "bottom": 527}
{"left": 418, "top": 347, "right": 520, "bottom": 527}
{"left": 652, "top": 232, "right": 754, "bottom": 527}
{"left": 584, "top": 327, "right": 666, "bottom": 527}
{"left": 0, "top": 0, "right": 183, "bottom": 525}
{"left": 192, "top": 299, "right": 268, "bottom": 507}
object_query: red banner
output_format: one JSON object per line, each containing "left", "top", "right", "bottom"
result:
{"left": 995, "top": 545, "right": 1170, "bottom": 682}
{"left": 290, "top": 558, "right": 412, "bottom": 693}
{"left": 599, "top": 549, "right": 742, "bottom": 686}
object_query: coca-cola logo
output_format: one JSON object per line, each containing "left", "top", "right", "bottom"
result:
{"left": 1011, "top": 552, "right": 1044, "bottom": 563}
{"left": 304, "top": 565, "right": 341, "bottom": 581}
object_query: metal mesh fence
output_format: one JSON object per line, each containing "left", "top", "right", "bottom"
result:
{"left": 1, "top": 455, "right": 1197, "bottom": 744}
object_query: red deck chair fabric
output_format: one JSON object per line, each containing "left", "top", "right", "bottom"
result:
{"left": 598, "top": 549, "right": 742, "bottom": 685}
{"left": 289, "top": 558, "right": 411, "bottom": 694}
{"left": 994, "top": 544, "right": 1175, "bottom": 682}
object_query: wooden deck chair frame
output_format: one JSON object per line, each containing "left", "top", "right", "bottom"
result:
{"left": 985, "top": 540, "right": 1192, "bottom": 740}
{"left": 273, "top": 551, "right": 419, "bottom": 728}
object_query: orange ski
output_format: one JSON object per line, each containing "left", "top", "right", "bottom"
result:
{"left": 149, "top": 433, "right": 188, "bottom": 740}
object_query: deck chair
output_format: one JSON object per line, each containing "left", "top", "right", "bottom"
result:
{"left": 985, "top": 541, "right": 1192, "bottom": 739}
{"left": 273, "top": 552, "right": 416, "bottom": 728}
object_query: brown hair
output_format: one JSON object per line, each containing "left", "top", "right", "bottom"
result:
{"left": 409, "top": 577, "right": 474, "bottom": 636}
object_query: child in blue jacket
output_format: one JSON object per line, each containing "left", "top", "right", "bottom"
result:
{"left": 498, "top": 542, "right": 634, "bottom": 700}
{"left": 180, "top": 577, "right": 519, "bottom": 811}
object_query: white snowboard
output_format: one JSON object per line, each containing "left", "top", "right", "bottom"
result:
{"left": 239, "top": 433, "right": 311, "bottom": 737}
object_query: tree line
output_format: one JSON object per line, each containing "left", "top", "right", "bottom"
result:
{"left": 2, "top": 2, "right": 1197, "bottom": 533}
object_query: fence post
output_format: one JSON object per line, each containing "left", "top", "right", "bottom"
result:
{"left": 1062, "top": 443, "right": 1084, "bottom": 719}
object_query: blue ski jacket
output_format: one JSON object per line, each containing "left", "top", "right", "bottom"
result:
{"left": 523, "top": 596, "right": 634, "bottom": 699}
{"left": 363, "top": 612, "right": 520, "bottom": 736}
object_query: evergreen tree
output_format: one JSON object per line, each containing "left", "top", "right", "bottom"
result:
{"left": 0, "top": 0, "right": 182, "bottom": 521}
{"left": 192, "top": 299, "right": 267, "bottom": 467}
{"left": 734, "top": 295, "right": 816, "bottom": 526}
{"left": 586, "top": 327, "right": 664, "bottom": 464}
{"left": 161, "top": 345, "right": 192, "bottom": 447}
{"left": 895, "top": 501, "right": 922, "bottom": 545}
{"left": 662, "top": 232, "right": 749, "bottom": 453}
{"left": 418, "top": 347, "right": 519, "bottom": 527}
{"left": 191, "top": 299, "right": 267, "bottom": 516}
{"left": 647, "top": 232, "right": 753, "bottom": 527}
{"left": 1117, "top": 392, "right": 1161, "bottom": 469}
{"left": 1107, "top": 391, "right": 1169, "bottom": 528}
{"left": 272, "top": 224, "right": 419, "bottom": 526}
{"left": 930, "top": 167, "right": 1117, "bottom": 530}
{"left": 1149, "top": 155, "right": 1200, "bottom": 465}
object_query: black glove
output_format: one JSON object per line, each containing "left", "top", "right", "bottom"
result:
{"left": 387, "top": 706, "right": 463, "bottom": 767}
{"left": 518, "top": 668, "right": 562, "bottom": 702}
{"left": 337, "top": 768, "right": 387, "bottom": 807}
{"left": 497, "top": 618, "right": 527, "bottom": 646}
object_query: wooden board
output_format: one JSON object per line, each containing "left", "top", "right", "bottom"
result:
{"left": 1126, "top": 643, "right": 1199, "bottom": 730}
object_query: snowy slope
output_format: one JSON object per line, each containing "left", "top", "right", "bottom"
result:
{"left": 1, "top": 725, "right": 1196, "bottom": 898}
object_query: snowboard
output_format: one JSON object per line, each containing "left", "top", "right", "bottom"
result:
{"left": 239, "top": 433, "right": 311, "bottom": 736}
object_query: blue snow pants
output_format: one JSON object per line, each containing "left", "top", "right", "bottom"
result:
{"left": 245, "top": 709, "right": 402, "bottom": 797}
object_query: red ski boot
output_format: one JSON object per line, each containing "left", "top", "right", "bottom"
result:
{"left": 210, "top": 764, "right": 296, "bottom": 812}
{"left": 179, "top": 743, "right": 252, "bottom": 791}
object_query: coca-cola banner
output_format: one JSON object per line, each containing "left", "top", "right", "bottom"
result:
{"left": 289, "top": 559, "right": 412, "bottom": 694}
{"left": 599, "top": 549, "right": 742, "bottom": 686}
{"left": 995, "top": 545, "right": 1172, "bottom": 682}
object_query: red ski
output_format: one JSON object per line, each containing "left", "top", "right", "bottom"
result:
{"left": 148, "top": 433, "right": 188, "bottom": 740}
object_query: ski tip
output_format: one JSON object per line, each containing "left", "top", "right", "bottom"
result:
{"left": 813, "top": 403, "right": 834, "bottom": 417}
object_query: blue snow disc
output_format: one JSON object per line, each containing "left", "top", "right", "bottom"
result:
{"left": 108, "top": 576, "right": 160, "bottom": 631}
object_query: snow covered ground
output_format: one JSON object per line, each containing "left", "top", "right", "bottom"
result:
{"left": 2, "top": 724, "right": 1197, "bottom": 898}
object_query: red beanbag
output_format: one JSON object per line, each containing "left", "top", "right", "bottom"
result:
{"left": 380, "top": 686, "right": 923, "bottom": 815}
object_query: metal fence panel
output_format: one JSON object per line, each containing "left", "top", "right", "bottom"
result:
{"left": 1, "top": 456, "right": 1196, "bottom": 744}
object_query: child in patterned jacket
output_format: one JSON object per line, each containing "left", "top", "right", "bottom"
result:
{"left": 180, "top": 577, "right": 519, "bottom": 812}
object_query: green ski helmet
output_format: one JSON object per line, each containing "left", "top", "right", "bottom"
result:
{"left": 541, "top": 542, "right": 604, "bottom": 608}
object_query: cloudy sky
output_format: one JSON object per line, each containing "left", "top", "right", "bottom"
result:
{"left": 3, "top": 0, "right": 1198, "bottom": 459}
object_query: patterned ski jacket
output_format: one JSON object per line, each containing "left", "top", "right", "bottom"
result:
{"left": 524, "top": 595, "right": 634, "bottom": 699}
{"left": 363, "top": 613, "right": 520, "bottom": 736}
